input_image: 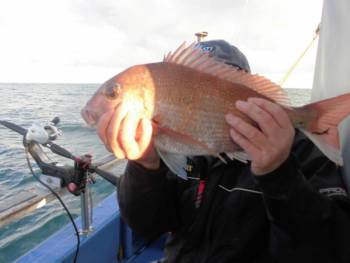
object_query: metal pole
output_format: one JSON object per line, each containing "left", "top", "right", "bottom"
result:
{"left": 79, "top": 174, "right": 94, "bottom": 235}
{"left": 195, "top": 31, "right": 208, "bottom": 42}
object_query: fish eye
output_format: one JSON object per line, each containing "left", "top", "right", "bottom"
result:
{"left": 104, "top": 83, "right": 122, "bottom": 99}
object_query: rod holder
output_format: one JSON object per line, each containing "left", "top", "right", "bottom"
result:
{"left": 79, "top": 175, "right": 94, "bottom": 236}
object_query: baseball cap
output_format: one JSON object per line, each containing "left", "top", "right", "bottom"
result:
{"left": 196, "top": 40, "right": 251, "bottom": 72}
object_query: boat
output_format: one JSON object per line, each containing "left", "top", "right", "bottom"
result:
{"left": 2, "top": 1, "right": 350, "bottom": 262}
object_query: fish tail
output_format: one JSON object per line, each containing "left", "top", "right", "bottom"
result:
{"left": 298, "top": 92, "right": 350, "bottom": 165}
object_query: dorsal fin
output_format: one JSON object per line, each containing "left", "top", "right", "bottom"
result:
{"left": 163, "top": 42, "right": 290, "bottom": 106}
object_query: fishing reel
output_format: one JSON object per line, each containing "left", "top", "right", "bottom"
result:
{"left": 25, "top": 117, "right": 62, "bottom": 144}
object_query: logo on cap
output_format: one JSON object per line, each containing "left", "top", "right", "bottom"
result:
{"left": 196, "top": 43, "right": 216, "bottom": 53}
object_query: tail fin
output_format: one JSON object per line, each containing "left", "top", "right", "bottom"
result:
{"left": 299, "top": 92, "right": 350, "bottom": 166}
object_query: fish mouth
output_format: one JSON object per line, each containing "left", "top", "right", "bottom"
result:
{"left": 81, "top": 108, "right": 99, "bottom": 127}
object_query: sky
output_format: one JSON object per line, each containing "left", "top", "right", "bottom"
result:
{"left": 0, "top": 0, "right": 323, "bottom": 88}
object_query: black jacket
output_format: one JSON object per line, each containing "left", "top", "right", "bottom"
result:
{"left": 117, "top": 133, "right": 350, "bottom": 263}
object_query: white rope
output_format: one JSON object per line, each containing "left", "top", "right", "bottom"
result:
{"left": 279, "top": 24, "right": 320, "bottom": 86}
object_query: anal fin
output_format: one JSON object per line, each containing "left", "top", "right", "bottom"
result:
{"left": 226, "top": 151, "right": 250, "bottom": 163}
{"left": 156, "top": 148, "right": 188, "bottom": 179}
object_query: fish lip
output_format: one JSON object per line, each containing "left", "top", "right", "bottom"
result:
{"left": 81, "top": 108, "right": 98, "bottom": 127}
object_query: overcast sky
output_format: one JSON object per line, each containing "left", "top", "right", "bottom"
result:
{"left": 0, "top": 0, "right": 323, "bottom": 88}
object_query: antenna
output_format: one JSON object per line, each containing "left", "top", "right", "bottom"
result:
{"left": 195, "top": 31, "right": 208, "bottom": 42}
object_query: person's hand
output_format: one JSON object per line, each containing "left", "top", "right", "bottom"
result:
{"left": 96, "top": 103, "right": 160, "bottom": 170}
{"left": 225, "top": 98, "right": 295, "bottom": 176}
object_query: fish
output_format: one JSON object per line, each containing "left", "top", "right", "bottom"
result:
{"left": 81, "top": 42, "right": 350, "bottom": 178}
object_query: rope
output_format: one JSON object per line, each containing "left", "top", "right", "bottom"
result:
{"left": 279, "top": 24, "right": 320, "bottom": 86}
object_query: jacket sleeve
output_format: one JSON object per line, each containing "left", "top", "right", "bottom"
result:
{"left": 255, "top": 132, "right": 350, "bottom": 262}
{"left": 117, "top": 160, "right": 179, "bottom": 238}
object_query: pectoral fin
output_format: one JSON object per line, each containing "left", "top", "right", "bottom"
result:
{"left": 157, "top": 124, "right": 229, "bottom": 164}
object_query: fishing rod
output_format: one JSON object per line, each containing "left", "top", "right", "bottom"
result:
{"left": 0, "top": 117, "right": 120, "bottom": 263}
{"left": 0, "top": 118, "right": 119, "bottom": 187}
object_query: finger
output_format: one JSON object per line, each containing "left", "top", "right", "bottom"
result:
{"left": 247, "top": 98, "right": 292, "bottom": 129}
{"left": 225, "top": 113, "right": 268, "bottom": 149}
{"left": 105, "top": 105, "right": 129, "bottom": 159}
{"left": 235, "top": 100, "right": 278, "bottom": 135}
{"left": 137, "top": 118, "right": 153, "bottom": 155}
{"left": 229, "top": 127, "right": 261, "bottom": 160}
{"left": 97, "top": 110, "right": 115, "bottom": 146}
{"left": 119, "top": 110, "right": 142, "bottom": 160}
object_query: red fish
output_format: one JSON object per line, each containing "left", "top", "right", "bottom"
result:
{"left": 81, "top": 42, "right": 350, "bottom": 177}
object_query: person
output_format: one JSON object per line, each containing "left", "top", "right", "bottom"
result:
{"left": 98, "top": 40, "right": 350, "bottom": 262}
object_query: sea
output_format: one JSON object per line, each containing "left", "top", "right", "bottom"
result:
{"left": 0, "top": 83, "right": 311, "bottom": 262}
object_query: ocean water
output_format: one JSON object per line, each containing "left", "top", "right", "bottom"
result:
{"left": 0, "top": 83, "right": 311, "bottom": 262}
